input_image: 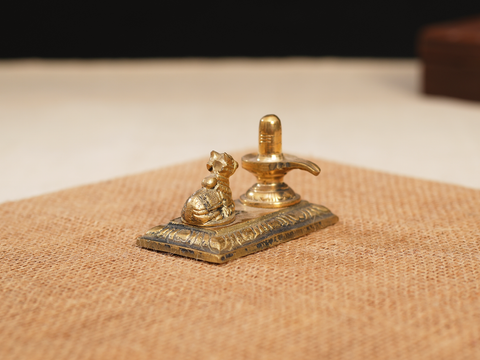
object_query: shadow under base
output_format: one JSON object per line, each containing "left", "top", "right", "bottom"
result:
{"left": 137, "top": 200, "right": 338, "bottom": 263}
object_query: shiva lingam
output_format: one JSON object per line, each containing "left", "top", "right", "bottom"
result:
{"left": 240, "top": 114, "right": 321, "bottom": 207}
{"left": 137, "top": 114, "right": 338, "bottom": 263}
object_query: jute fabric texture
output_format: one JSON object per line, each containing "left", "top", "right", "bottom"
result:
{"left": 1, "top": 154, "right": 479, "bottom": 360}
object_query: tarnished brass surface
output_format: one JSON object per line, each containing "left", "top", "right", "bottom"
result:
{"left": 137, "top": 200, "right": 338, "bottom": 264}
{"left": 240, "top": 115, "right": 321, "bottom": 208}
{"left": 181, "top": 151, "right": 238, "bottom": 227}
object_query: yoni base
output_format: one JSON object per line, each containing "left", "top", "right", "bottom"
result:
{"left": 137, "top": 200, "right": 338, "bottom": 263}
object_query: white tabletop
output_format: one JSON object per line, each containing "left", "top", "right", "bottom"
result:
{"left": 1, "top": 58, "right": 479, "bottom": 203}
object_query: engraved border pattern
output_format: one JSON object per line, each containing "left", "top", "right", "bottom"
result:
{"left": 137, "top": 201, "right": 338, "bottom": 263}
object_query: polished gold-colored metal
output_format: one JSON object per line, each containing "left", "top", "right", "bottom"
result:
{"left": 138, "top": 200, "right": 338, "bottom": 264}
{"left": 240, "top": 114, "right": 321, "bottom": 208}
{"left": 181, "top": 151, "right": 238, "bottom": 227}
{"left": 137, "top": 115, "right": 338, "bottom": 263}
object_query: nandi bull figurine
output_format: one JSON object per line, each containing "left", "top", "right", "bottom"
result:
{"left": 181, "top": 151, "right": 238, "bottom": 227}
{"left": 137, "top": 114, "right": 338, "bottom": 263}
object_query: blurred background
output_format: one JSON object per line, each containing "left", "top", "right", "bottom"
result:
{"left": 1, "top": 1, "right": 480, "bottom": 203}
{"left": 2, "top": 1, "right": 480, "bottom": 58}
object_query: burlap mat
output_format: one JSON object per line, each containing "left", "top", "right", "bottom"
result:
{"left": 1, "top": 154, "right": 479, "bottom": 360}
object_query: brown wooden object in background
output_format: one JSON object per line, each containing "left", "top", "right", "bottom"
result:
{"left": 419, "top": 15, "right": 480, "bottom": 102}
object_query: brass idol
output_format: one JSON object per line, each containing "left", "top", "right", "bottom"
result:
{"left": 181, "top": 151, "right": 238, "bottom": 227}
{"left": 240, "top": 115, "right": 320, "bottom": 208}
{"left": 137, "top": 114, "right": 338, "bottom": 263}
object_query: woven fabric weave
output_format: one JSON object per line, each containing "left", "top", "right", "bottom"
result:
{"left": 1, "top": 154, "right": 479, "bottom": 360}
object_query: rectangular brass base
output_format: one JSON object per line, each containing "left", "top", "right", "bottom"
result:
{"left": 137, "top": 200, "right": 338, "bottom": 263}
